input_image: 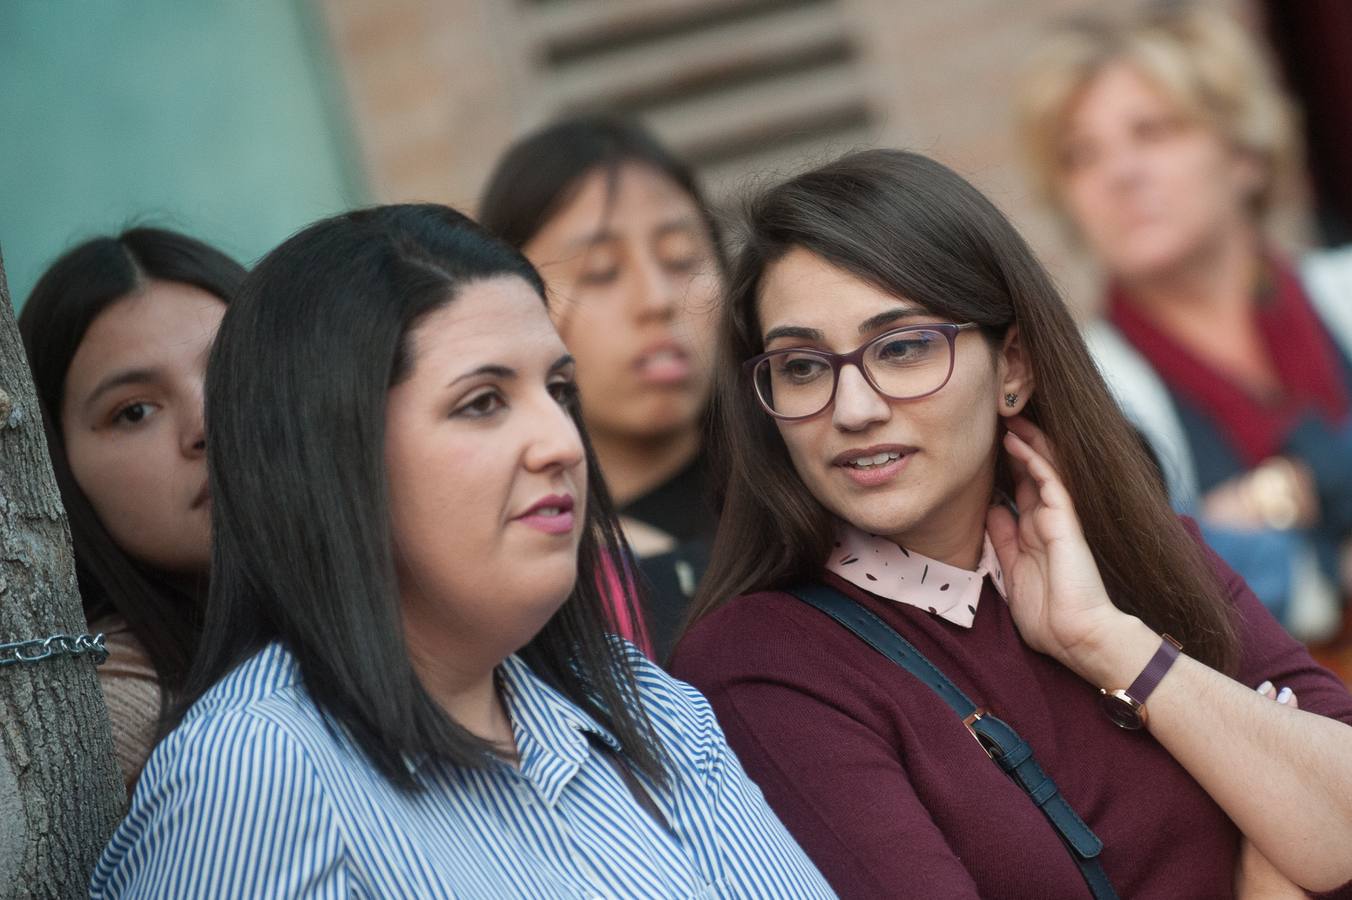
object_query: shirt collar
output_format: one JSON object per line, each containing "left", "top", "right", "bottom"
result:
{"left": 825, "top": 521, "right": 1007, "bottom": 628}
{"left": 496, "top": 654, "right": 622, "bottom": 806}
{"left": 399, "top": 655, "right": 622, "bottom": 793}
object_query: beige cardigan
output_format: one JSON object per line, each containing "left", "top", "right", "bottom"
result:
{"left": 91, "top": 615, "right": 161, "bottom": 791}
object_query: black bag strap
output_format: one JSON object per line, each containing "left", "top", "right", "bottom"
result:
{"left": 787, "top": 583, "right": 1118, "bottom": 900}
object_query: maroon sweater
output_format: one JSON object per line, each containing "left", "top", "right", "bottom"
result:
{"left": 671, "top": 542, "right": 1352, "bottom": 899}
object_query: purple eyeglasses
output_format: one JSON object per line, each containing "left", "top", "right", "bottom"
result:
{"left": 744, "top": 322, "right": 980, "bottom": 420}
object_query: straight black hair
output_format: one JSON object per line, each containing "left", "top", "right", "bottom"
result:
{"left": 18, "top": 227, "right": 246, "bottom": 696}
{"left": 185, "top": 203, "right": 667, "bottom": 788}
{"left": 479, "top": 112, "right": 726, "bottom": 270}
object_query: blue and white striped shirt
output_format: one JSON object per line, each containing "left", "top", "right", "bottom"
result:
{"left": 90, "top": 642, "right": 834, "bottom": 898}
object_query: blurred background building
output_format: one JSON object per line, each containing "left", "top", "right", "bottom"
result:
{"left": 5, "top": 1, "right": 1352, "bottom": 687}
{"left": 6, "top": 0, "right": 1349, "bottom": 311}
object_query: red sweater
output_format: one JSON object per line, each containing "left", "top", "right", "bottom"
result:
{"left": 671, "top": 542, "right": 1352, "bottom": 899}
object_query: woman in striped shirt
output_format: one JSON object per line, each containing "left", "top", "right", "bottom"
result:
{"left": 90, "top": 204, "right": 833, "bottom": 899}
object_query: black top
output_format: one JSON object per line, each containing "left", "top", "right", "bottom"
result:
{"left": 620, "top": 454, "right": 715, "bottom": 543}
{"left": 620, "top": 454, "right": 716, "bottom": 662}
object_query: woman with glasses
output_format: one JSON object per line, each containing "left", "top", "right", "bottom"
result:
{"left": 670, "top": 150, "right": 1352, "bottom": 898}
{"left": 89, "top": 205, "right": 833, "bottom": 898}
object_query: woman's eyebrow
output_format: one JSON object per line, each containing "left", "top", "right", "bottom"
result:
{"left": 653, "top": 218, "right": 701, "bottom": 240}
{"left": 446, "top": 364, "right": 515, "bottom": 388}
{"left": 763, "top": 325, "right": 823, "bottom": 344}
{"left": 856, "top": 307, "right": 927, "bottom": 334}
{"left": 564, "top": 229, "right": 619, "bottom": 252}
{"left": 84, "top": 367, "right": 160, "bottom": 411}
{"left": 446, "top": 355, "right": 573, "bottom": 388}
{"left": 763, "top": 307, "right": 928, "bottom": 345}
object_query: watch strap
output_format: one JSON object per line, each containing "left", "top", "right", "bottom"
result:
{"left": 1124, "top": 634, "right": 1182, "bottom": 705}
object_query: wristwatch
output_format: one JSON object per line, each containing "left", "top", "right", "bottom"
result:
{"left": 1099, "top": 634, "right": 1183, "bottom": 729}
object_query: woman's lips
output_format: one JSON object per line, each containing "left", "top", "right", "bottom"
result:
{"left": 514, "top": 494, "right": 576, "bottom": 535}
{"left": 833, "top": 446, "right": 914, "bottom": 488}
{"left": 634, "top": 343, "right": 692, "bottom": 385}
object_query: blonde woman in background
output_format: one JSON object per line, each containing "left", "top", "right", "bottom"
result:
{"left": 1016, "top": 2, "right": 1352, "bottom": 645}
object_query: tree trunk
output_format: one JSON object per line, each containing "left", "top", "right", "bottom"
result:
{"left": 0, "top": 252, "right": 124, "bottom": 898}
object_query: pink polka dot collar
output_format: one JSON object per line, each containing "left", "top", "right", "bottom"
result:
{"left": 825, "top": 522, "right": 1007, "bottom": 628}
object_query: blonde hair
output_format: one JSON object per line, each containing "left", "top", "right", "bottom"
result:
{"left": 1016, "top": 2, "right": 1301, "bottom": 223}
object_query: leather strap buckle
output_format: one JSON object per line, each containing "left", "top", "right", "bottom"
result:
{"left": 789, "top": 584, "right": 1119, "bottom": 899}
{"left": 963, "top": 707, "right": 996, "bottom": 759}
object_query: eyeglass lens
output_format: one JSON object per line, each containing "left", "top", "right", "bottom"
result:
{"left": 753, "top": 328, "right": 953, "bottom": 418}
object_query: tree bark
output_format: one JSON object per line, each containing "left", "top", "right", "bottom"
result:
{"left": 0, "top": 252, "right": 124, "bottom": 898}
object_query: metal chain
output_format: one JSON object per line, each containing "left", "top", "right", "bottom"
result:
{"left": 0, "top": 633, "right": 108, "bottom": 668}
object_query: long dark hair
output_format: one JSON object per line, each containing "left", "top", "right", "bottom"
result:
{"left": 686, "top": 149, "right": 1240, "bottom": 673}
{"left": 18, "top": 228, "right": 246, "bottom": 695}
{"left": 184, "top": 203, "right": 667, "bottom": 788}
{"left": 479, "top": 113, "right": 726, "bottom": 270}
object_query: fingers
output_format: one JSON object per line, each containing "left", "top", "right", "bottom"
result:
{"left": 986, "top": 505, "right": 1020, "bottom": 577}
{"left": 1005, "top": 443, "right": 1040, "bottom": 514}
{"left": 1005, "top": 416, "right": 1059, "bottom": 468}
{"left": 1255, "top": 681, "right": 1299, "bottom": 709}
{"left": 1004, "top": 431, "right": 1075, "bottom": 513}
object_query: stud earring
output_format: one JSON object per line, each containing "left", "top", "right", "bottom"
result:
{"left": 1005, "top": 393, "right": 1019, "bottom": 408}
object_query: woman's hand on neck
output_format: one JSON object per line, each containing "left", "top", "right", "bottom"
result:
{"left": 589, "top": 423, "right": 701, "bottom": 507}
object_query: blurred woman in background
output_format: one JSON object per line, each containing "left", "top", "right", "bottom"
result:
{"left": 19, "top": 228, "right": 244, "bottom": 789}
{"left": 480, "top": 115, "right": 725, "bottom": 658}
{"left": 1016, "top": 3, "right": 1352, "bottom": 642}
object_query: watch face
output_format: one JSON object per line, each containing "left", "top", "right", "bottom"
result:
{"left": 1100, "top": 689, "right": 1145, "bottom": 730}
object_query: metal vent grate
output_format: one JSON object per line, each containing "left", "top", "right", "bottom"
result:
{"left": 515, "top": 0, "right": 875, "bottom": 199}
